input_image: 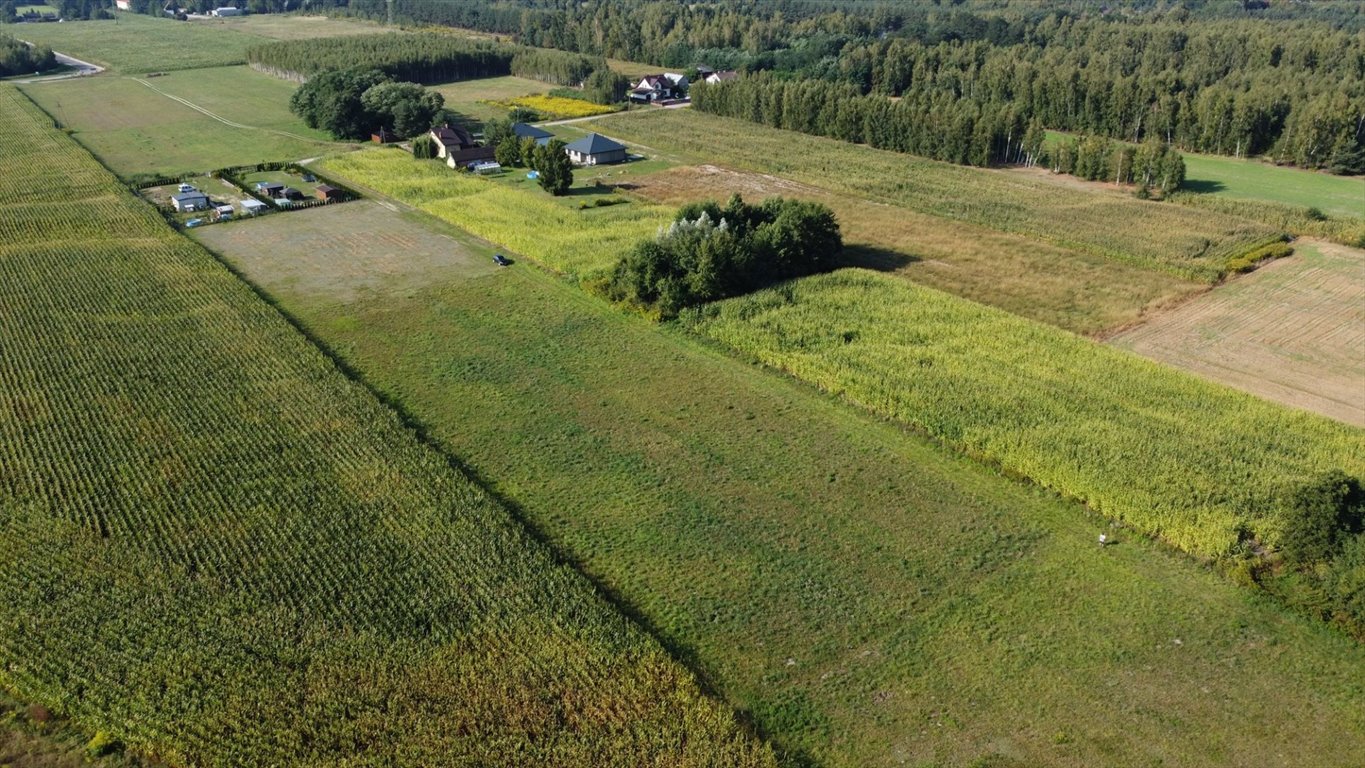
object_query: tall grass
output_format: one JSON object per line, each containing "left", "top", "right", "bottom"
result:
{"left": 685, "top": 269, "right": 1365, "bottom": 558}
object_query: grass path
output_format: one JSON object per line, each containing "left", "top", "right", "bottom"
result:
{"left": 131, "top": 76, "right": 339, "bottom": 144}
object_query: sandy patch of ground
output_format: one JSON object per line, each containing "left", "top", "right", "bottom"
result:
{"left": 1111, "top": 240, "right": 1365, "bottom": 426}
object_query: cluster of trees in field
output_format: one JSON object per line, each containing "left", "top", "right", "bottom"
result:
{"left": 0, "top": 34, "right": 56, "bottom": 76}
{"left": 290, "top": 68, "right": 445, "bottom": 139}
{"left": 324, "top": 0, "right": 1362, "bottom": 173}
{"left": 607, "top": 194, "right": 841, "bottom": 318}
{"left": 1050, "top": 135, "right": 1186, "bottom": 196}
{"left": 1272, "top": 471, "right": 1365, "bottom": 634}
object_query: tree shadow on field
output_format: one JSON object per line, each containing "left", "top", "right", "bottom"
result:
{"left": 1181, "top": 178, "right": 1226, "bottom": 194}
{"left": 834, "top": 243, "right": 918, "bottom": 272}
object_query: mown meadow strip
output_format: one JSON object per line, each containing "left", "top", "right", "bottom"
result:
{"left": 684, "top": 269, "right": 1365, "bottom": 558}
{"left": 0, "top": 84, "right": 772, "bottom": 768}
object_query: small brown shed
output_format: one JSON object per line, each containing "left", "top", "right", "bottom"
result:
{"left": 315, "top": 184, "right": 342, "bottom": 202}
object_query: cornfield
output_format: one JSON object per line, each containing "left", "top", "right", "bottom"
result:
{"left": 684, "top": 269, "right": 1365, "bottom": 558}
{"left": 0, "top": 84, "right": 773, "bottom": 767}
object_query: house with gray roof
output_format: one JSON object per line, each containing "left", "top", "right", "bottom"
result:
{"left": 563, "top": 133, "right": 627, "bottom": 165}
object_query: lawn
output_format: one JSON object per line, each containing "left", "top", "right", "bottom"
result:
{"left": 431, "top": 75, "right": 550, "bottom": 125}
{"left": 10, "top": 13, "right": 266, "bottom": 73}
{"left": 1112, "top": 240, "right": 1365, "bottom": 427}
{"left": 227, "top": 157, "right": 1365, "bottom": 767}
{"left": 1183, "top": 152, "right": 1365, "bottom": 219}
{"left": 1044, "top": 129, "right": 1364, "bottom": 220}
{"left": 0, "top": 82, "right": 769, "bottom": 768}
{"left": 19, "top": 69, "right": 340, "bottom": 177}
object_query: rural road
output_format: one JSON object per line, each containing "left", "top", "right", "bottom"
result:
{"left": 11, "top": 48, "right": 105, "bottom": 83}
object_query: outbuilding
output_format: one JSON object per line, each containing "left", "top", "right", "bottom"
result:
{"left": 172, "top": 191, "right": 208, "bottom": 212}
{"left": 240, "top": 198, "right": 267, "bottom": 215}
{"left": 256, "top": 181, "right": 284, "bottom": 196}
{"left": 564, "top": 133, "right": 627, "bottom": 166}
{"left": 315, "top": 184, "right": 343, "bottom": 201}
{"left": 511, "top": 122, "right": 554, "bottom": 147}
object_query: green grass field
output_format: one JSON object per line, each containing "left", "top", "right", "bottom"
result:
{"left": 196, "top": 13, "right": 389, "bottom": 40}
{"left": 11, "top": 14, "right": 266, "bottom": 73}
{"left": 431, "top": 74, "right": 550, "bottom": 125}
{"left": 19, "top": 68, "right": 339, "bottom": 177}
{"left": 1183, "top": 153, "right": 1365, "bottom": 219}
{"left": 0, "top": 83, "right": 770, "bottom": 768}
{"left": 202, "top": 151, "right": 1365, "bottom": 767}
{"left": 598, "top": 109, "right": 1280, "bottom": 281}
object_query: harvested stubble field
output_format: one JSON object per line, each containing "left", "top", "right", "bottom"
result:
{"left": 595, "top": 109, "right": 1281, "bottom": 282}
{"left": 1112, "top": 240, "right": 1365, "bottom": 427}
{"left": 627, "top": 164, "right": 1204, "bottom": 334}
{"left": 243, "top": 152, "right": 1365, "bottom": 768}
{"left": 0, "top": 84, "right": 770, "bottom": 767}
{"left": 20, "top": 70, "right": 335, "bottom": 177}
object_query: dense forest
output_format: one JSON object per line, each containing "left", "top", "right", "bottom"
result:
{"left": 0, "top": 34, "right": 56, "bottom": 76}
{"left": 248, "top": 32, "right": 604, "bottom": 86}
{"left": 320, "top": 0, "right": 1363, "bottom": 173}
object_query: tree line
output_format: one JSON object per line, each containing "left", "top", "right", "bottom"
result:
{"left": 319, "top": 0, "right": 1362, "bottom": 173}
{"left": 0, "top": 34, "right": 56, "bottom": 77}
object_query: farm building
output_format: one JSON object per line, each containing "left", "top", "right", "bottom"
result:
{"left": 629, "top": 73, "right": 688, "bottom": 103}
{"left": 239, "top": 198, "right": 266, "bottom": 215}
{"left": 315, "top": 184, "right": 343, "bottom": 201}
{"left": 210, "top": 6, "right": 242, "bottom": 16}
{"left": 564, "top": 133, "right": 627, "bottom": 165}
{"left": 256, "top": 181, "right": 284, "bottom": 196}
{"left": 171, "top": 191, "right": 208, "bottom": 212}
{"left": 512, "top": 122, "right": 554, "bottom": 146}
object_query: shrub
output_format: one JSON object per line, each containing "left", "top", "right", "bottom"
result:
{"left": 86, "top": 730, "right": 121, "bottom": 758}
{"left": 1225, "top": 240, "right": 1292, "bottom": 274}
{"left": 1326, "top": 534, "right": 1365, "bottom": 631}
{"left": 411, "top": 135, "right": 437, "bottom": 160}
{"left": 1276, "top": 470, "right": 1364, "bottom": 567}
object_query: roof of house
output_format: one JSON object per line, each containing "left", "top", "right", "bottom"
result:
{"left": 707, "top": 70, "right": 739, "bottom": 82}
{"left": 512, "top": 122, "right": 553, "bottom": 140}
{"left": 316, "top": 184, "right": 339, "bottom": 194}
{"left": 431, "top": 124, "right": 474, "bottom": 148}
{"left": 171, "top": 192, "right": 207, "bottom": 202}
{"left": 257, "top": 181, "right": 283, "bottom": 190}
{"left": 564, "top": 133, "right": 626, "bottom": 155}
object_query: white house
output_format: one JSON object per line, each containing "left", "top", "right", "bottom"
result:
{"left": 564, "top": 133, "right": 627, "bottom": 166}
{"left": 704, "top": 70, "right": 739, "bottom": 85}
{"left": 629, "top": 73, "right": 689, "bottom": 103}
{"left": 210, "top": 6, "right": 243, "bottom": 16}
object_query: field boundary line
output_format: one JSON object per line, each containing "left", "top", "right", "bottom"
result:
{"left": 130, "top": 76, "right": 342, "bottom": 145}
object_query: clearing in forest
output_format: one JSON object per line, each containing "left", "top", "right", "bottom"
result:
{"left": 1111, "top": 240, "right": 1365, "bottom": 427}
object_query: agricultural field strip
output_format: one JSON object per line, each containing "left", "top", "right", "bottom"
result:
{"left": 0, "top": 84, "right": 770, "bottom": 766}
{"left": 1111, "top": 241, "right": 1365, "bottom": 427}
{"left": 624, "top": 164, "right": 1206, "bottom": 334}
{"left": 594, "top": 109, "right": 1281, "bottom": 281}
{"left": 297, "top": 151, "right": 1365, "bottom": 767}
{"left": 10, "top": 14, "right": 268, "bottom": 74}
{"left": 685, "top": 270, "right": 1365, "bottom": 559}
{"left": 322, "top": 148, "right": 1365, "bottom": 560}
{"left": 130, "top": 76, "right": 334, "bottom": 144}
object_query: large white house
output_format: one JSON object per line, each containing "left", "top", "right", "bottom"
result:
{"left": 629, "top": 73, "right": 689, "bottom": 103}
